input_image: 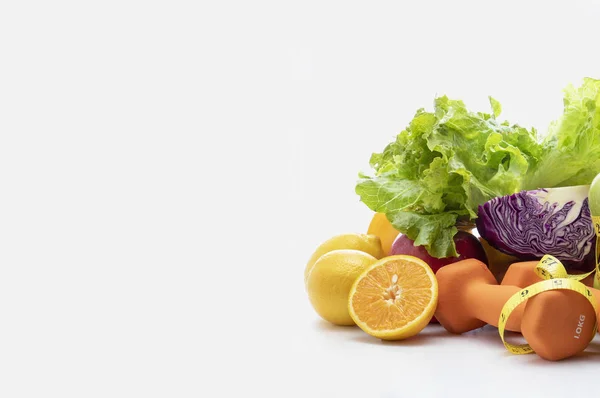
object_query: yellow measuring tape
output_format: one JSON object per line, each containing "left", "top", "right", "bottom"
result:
{"left": 498, "top": 254, "right": 599, "bottom": 355}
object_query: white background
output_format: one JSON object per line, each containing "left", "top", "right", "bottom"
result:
{"left": 1, "top": 1, "right": 600, "bottom": 397}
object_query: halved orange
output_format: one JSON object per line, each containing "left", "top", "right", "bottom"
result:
{"left": 348, "top": 255, "right": 438, "bottom": 340}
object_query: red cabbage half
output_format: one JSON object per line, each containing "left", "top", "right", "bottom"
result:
{"left": 476, "top": 185, "right": 595, "bottom": 265}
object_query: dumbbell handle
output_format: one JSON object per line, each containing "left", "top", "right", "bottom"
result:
{"left": 466, "top": 283, "right": 524, "bottom": 331}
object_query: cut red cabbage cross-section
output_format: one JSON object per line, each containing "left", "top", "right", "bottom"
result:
{"left": 476, "top": 186, "right": 595, "bottom": 264}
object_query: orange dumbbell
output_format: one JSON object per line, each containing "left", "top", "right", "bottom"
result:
{"left": 435, "top": 259, "right": 596, "bottom": 360}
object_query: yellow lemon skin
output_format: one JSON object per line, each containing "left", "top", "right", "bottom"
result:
{"left": 306, "top": 249, "right": 378, "bottom": 325}
{"left": 367, "top": 213, "right": 400, "bottom": 256}
{"left": 304, "top": 234, "right": 383, "bottom": 285}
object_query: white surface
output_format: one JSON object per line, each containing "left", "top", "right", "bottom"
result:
{"left": 291, "top": 320, "right": 600, "bottom": 397}
{"left": 1, "top": 1, "right": 600, "bottom": 397}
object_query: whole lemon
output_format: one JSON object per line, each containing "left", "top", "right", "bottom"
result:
{"left": 306, "top": 249, "right": 378, "bottom": 325}
{"left": 304, "top": 233, "right": 383, "bottom": 284}
{"left": 367, "top": 213, "right": 400, "bottom": 256}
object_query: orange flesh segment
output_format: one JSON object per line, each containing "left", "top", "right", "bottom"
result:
{"left": 351, "top": 259, "right": 434, "bottom": 331}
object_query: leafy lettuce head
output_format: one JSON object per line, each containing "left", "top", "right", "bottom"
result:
{"left": 356, "top": 96, "right": 541, "bottom": 258}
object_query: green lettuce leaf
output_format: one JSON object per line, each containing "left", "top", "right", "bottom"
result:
{"left": 388, "top": 211, "right": 460, "bottom": 258}
{"left": 356, "top": 96, "right": 540, "bottom": 258}
{"left": 523, "top": 78, "right": 600, "bottom": 189}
